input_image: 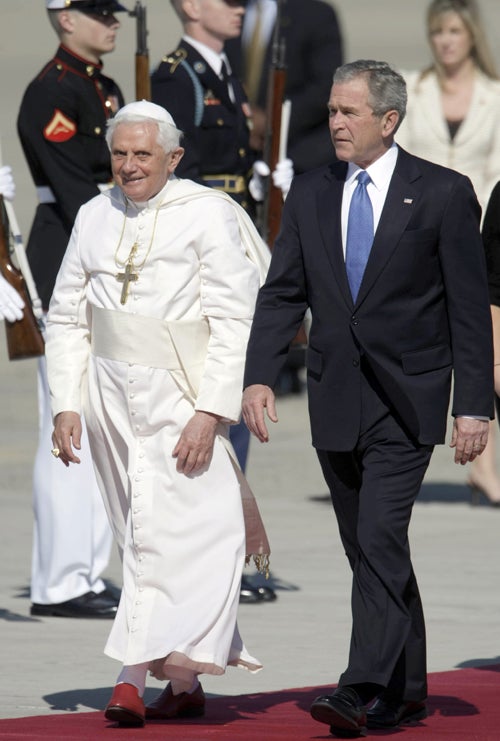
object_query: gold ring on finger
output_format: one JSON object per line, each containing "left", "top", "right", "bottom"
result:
{"left": 51, "top": 447, "right": 60, "bottom": 458}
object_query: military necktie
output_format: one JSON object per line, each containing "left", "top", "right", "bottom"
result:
{"left": 220, "top": 59, "right": 235, "bottom": 102}
{"left": 345, "top": 170, "right": 374, "bottom": 302}
{"left": 220, "top": 59, "right": 230, "bottom": 84}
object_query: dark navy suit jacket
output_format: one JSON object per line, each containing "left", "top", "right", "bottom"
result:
{"left": 244, "top": 147, "right": 494, "bottom": 449}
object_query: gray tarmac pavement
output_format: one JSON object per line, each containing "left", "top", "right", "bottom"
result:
{"left": 1, "top": 0, "right": 500, "bottom": 722}
{"left": 1, "top": 328, "right": 499, "bottom": 720}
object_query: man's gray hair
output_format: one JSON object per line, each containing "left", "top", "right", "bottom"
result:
{"left": 334, "top": 60, "right": 407, "bottom": 131}
{"left": 106, "top": 114, "right": 183, "bottom": 153}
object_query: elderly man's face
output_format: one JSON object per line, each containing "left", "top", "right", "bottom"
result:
{"left": 328, "top": 76, "right": 398, "bottom": 169}
{"left": 110, "top": 122, "right": 184, "bottom": 202}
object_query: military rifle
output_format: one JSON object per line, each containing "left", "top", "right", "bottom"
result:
{"left": 261, "top": 0, "right": 307, "bottom": 352}
{"left": 0, "top": 196, "right": 44, "bottom": 360}
{"left": 261, "top": 0, "right": 290, "bottom": 249}
{"left": 129, "top": 1, "right": 151, "bottom": 101}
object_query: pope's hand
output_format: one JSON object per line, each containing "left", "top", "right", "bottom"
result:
{"left": 52, "top": 411, "right": 82, "bottom": 467}
{"left": 0, "top": 273, "right": 24, "bottom": 321}
{"left": 0, "top": 165, "right": 16, "bottom": 201}
{"left": 173, "top": 410, "right": 220, "bottom": 475}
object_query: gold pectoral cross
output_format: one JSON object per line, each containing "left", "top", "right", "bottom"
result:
{"left": 117, "top": 258, "right": 139, "bottom": 304}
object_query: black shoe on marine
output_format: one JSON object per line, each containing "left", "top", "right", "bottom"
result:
{"left": 30, "top": 590, "right": 118, "bottom": 618}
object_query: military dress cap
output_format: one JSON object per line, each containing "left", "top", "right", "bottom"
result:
{"left": 46, "top": 0, "right": 128, "bottom": 13}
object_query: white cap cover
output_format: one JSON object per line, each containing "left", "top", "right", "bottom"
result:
{"left": 46, "top": 1, "right": 127, "bottom": 11}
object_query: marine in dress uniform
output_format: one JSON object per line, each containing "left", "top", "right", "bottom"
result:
{"left": 16, "top": 0, "right": 127, "bottom": 618}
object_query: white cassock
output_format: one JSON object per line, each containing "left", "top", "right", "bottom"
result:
{"left": 45, "top": 177, "right": 270, "bottom": 681}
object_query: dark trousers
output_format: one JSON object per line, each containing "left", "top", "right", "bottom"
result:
{"left": 229, "top": 419, "right": 251, "bottom": 472}
{"left": 317, "top": 367, "right": 433, "bottom": 701}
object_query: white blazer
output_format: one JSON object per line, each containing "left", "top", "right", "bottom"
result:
{"left": 396, "top": 69, "right": 500, "bottom": 211}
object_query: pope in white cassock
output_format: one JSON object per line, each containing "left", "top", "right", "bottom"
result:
{"left": 45, "top": 100, "right": 271, "bottom": 727}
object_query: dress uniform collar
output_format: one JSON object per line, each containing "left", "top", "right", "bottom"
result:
{"left": 182, "top": 35, "right": 231, "bottom": 80}
{"left": 54, "top": 44, "right": 104, "bottom": 78}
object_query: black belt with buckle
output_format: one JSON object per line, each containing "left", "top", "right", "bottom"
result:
{"left": 202, "top": 174, "right": 246, "bottom": 194}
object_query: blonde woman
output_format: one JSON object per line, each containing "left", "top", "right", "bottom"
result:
{"left": 397, "top": 0, "right": 500, "bottom": 504}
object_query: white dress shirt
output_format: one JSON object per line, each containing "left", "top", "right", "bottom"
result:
{"left": 183, "top": 35, "right": 235, "bottom": 101}
{"left": 341, "top": 143, "right": 399, "bottom": 257}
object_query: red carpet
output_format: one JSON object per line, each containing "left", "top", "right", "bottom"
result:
{"left": 0, "top": 665, "right": 499, "bottom": 740}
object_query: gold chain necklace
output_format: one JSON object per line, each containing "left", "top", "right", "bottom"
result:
{"left": 115, "top": 200, "right": 162, "bottom": 305}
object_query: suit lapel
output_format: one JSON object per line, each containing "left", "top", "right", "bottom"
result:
{"left": 317, "top": 162, "right": 353, "bottom": 307}
{"left": 355, "top": 149, "right": 421, "bottom": 304}
{"left": 454, "top": 71, "right": 491, "bottom": 146}
{"left": 417, "top": 73, "right": 450, "bottom": 145}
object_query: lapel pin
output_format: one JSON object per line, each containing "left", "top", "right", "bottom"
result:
{"left": 404, "top": 198, "right": 413, "bottom": 204}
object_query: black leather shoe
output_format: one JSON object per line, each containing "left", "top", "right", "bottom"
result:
{"left": 310, "top": 687, "right": 366, "bottom": 737}
{"left": 239, "top": 579, "right": 261, "bottom": 603}
{"left": 239, "top": 575, "right": 277, "bottom": 604}
{"left": 367, "top": 697, "right": 427, "bottom": 728}
{"left": 254, "top": 584, "right": 277, "bottom": 601}
{"left": 30, "top": 590, "right": 119, "bottom": 618}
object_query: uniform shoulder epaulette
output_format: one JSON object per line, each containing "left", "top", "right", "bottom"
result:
{"left": 161, "top": 48, "right": 188, "bottom": 75}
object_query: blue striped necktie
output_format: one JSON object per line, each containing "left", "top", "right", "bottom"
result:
{"left": 345, "top": 170, "right": 374, "bottom": 301}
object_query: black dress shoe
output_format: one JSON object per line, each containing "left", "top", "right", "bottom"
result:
{"left": 239, "top": 579, "right": 261, "bottom": 603}
{"left": 101, "top": 582, "right": 122, "bottom": 602}
{"left": 30, "top": 590, "right": 119, "bottom": 618}
{"left": 366, "top": 696, "right": 427, "bottom": 728}
{"left": 254, "top": 584, "right": 277, "bottom": 601}
{"left": 310, "top": 687, "right": 366, "bottom": 737}
{"left": 239, "top": 575, "right": 277, "bottom": 604}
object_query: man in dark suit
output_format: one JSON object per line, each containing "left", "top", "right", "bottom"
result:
{"left": 242, "top": 60, "right": 494, "bottom": 737}
{"left": 225, "top": 0, "right": 343, "bottom": 173}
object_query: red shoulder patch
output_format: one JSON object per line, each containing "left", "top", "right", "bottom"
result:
{"left": 43, "top": 109, "right": 77, "bottom": 142}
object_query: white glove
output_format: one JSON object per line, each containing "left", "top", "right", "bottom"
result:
{"left": 0, "top": 273, "right": 24, "bottom": 321}
{"left": 272, "top": 157, "right": 294, "bottom": 199}
{"left": 249, "top": 158, "right": 294, "bottom": 202}
{"left": 248, "top": 160, "right": 270, "bottom": 202}
{"left": 0, "top": 165, "right": 16, "bottom": 201}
